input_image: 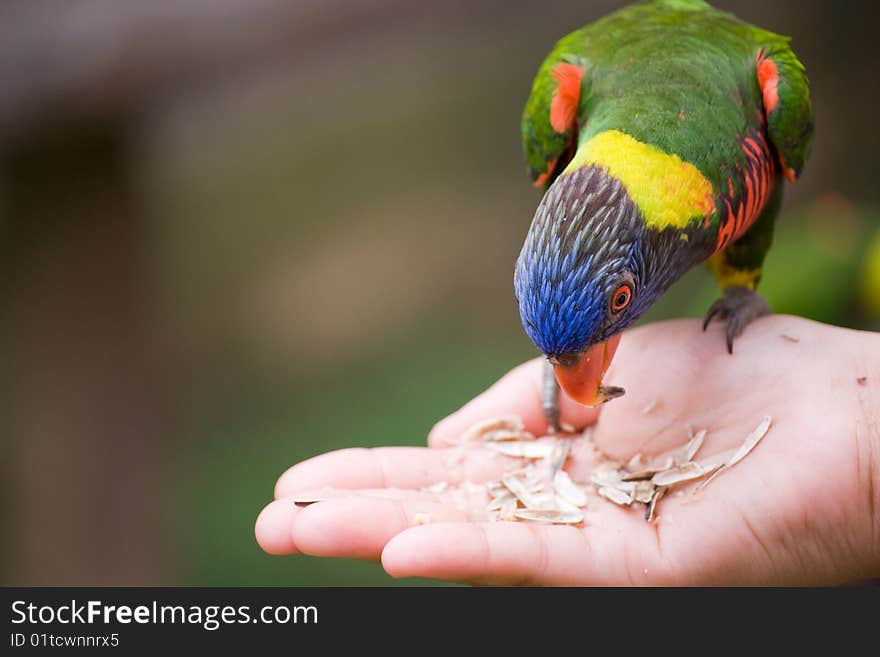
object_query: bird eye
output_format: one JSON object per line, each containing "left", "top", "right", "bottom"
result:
{"left": 610, "top": 283, "right": 633, "bottom": 313}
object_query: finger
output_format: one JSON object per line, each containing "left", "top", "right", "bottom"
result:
{"left": 256, "top": 488, "right": 450, "bottom": 557}
{"left": 381, "top": 519, "right": 662, "bottom": 586}
{"left": 275, "top": 444, "right": 523, "bottom": 499}
{"left": 255, "top": 499, "right": 301, "bottom": 555}
{"left": 428, "top": 358, "right": 600, "bottom": 447}
{"left": 285, "top": 487, "right": 444, "bottom": 503}
{"left": 291, "top": 494, "right": 479, "bottom": 560}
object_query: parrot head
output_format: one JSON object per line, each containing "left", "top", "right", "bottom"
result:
{"left": 514, "top": 164, "right": 696, "bottom": 407}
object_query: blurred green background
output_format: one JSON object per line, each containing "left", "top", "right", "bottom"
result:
{"left": 1, "top": 0, "right": 878, "bottom": 586}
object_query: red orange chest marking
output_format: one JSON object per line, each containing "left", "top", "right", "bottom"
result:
{"left": 714, "top": 130, "right": 777, "bottom": 252}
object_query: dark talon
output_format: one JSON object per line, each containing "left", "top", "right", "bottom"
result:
{"left": 702, "top": 303, "right": 721, "bottom": 331}
{"left": 703, "top": 286, "right": 771, "bottom": 353}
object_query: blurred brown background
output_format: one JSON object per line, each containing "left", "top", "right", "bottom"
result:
{"left": 1, "top": 0, "right": 878, "bottom": 586}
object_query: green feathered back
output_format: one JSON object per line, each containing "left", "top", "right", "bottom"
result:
{"left": 522, "top": 0, "right": 813, "bottom": 195}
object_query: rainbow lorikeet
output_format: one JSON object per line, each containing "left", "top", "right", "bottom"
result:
{"left": 513, "top": 0, "right": 813, "bottom": 425}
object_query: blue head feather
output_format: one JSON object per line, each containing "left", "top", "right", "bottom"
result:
{"left": 515, "top": 166, "right": 718, "bottom": 357}
{"left": 515, "top": 247, "right": 606, "bottom": 355}
{"left": 514, "top": 166, "right": 645, "bottom": 357}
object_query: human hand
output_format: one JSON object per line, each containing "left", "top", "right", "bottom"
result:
{"left": 255, "top": 316, "right": 880, "bottom": 585}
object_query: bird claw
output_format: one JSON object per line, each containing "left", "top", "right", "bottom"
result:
{"left": 702, "top": 303, "right": 722, "bottom": 331}
{"left": 703, "top": 286, "right": 771, "bottom": 354}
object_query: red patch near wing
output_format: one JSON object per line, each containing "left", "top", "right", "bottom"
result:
{"left": 779, "top": 154, "right": 797, "bottom": 182}
{"left": 550, "top": 63, "right": 584, "bottom": 133}
{"left": 756, "top": 51, "right": 799, "bottom": 183}
{"left": 533, "top": 158, "right": 558, "bottom": 188}
{"left": 757, "top": 53, "right": 779, "bottom": 113}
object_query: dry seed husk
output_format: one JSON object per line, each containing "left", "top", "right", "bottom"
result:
{"left": 645, "top": 486, "right": 666, "bottom": 522}
{"left": 486, "top": 498, "right": 505, "bottom": 512}
{"left": 593, "top": 461, "right": 624, "bottom": 475}
{"left": 651, "top": 461, "right": 706, "bottom": 486}
{"left": 626, "top": 453, "right": 644, "bottom": 470}
{"left": 486, "top": 490, "right": 515, "bottom": 511}
{"left": 678, "top": 430, "right": 706, "bottom": 464}
{"left": 514, "top": 508, "right": 584, "bottom": 524}
{"left": 622, "top": 454, "right": 675, "bottom": 481}
{"left": 726, "top": 416, "right": 771, "bottom": 467}
{"left": 499, "top": 498, "right": 518, "bottom": 521}
{"left": 693, "top": 417, "right": 771, "bottom": 494}
{"left": 505, "top": 465, "right": 534, "bottom": 479}
{"left": 696, "top": 450, "right": 733, "bottom": 472}
{"left": 527, "top": 481, "right": 545, "bottom": 494}
{"left": 621, "top": 460, "right": 674, "bottom": 481}
{"left": 487, "top": 440, "right": 555, "bottom": 458}
{"left": 553, "top": 470, "right": 588, "bottom": 507}
{"left": 598, "top": 486, "right": 633, "bottom": 506}
{"left": 501, "top": 473, "right": 543, "bottom": 508}
{"left": 592, "top": 472, "right": 636, "bottom": 494}
{"left": 689, "top": 457, "right": 729, "bottom": 496}
{"left": 554, "top": 496, "right": 583, "bottom": 514}
{"left": 620, "top": 470, "right": 654, "bottom": 481}
{"left": 631, "top": 480, "right": 656, "bottom": 504}
{"left": 470, "top": 413, "right": 770, "bottom": 526}
{"left": 547, "top": 439, "right": 572, "bottom": 477}
{"left": 460, "top": 415, "right": 524, "bottom": 442}
{"left": 483, "top": 429, "right": 536, "bottom": 442}
{"left": 590, "top": 466, "right": 628, "bottom": 488}
{"left": 527, "top": 493, "right": 559, "bottom": 510}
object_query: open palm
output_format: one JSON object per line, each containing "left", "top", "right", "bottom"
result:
{"left": 256, "top": 316, "right": 880, "bottom": 585}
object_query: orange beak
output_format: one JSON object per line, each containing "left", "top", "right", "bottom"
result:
{"left": 551, "top": 334, "right": 624, "bottom": 407}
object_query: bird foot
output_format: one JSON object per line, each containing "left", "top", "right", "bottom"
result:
{"left": 703, "top": 286, "right": 771, "bottom": 354}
